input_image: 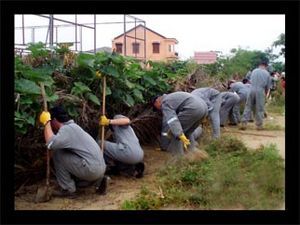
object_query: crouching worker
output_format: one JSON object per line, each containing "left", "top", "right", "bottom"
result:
{"left": 39, "top": 106, "right": 108, "bottom": 198}
{"left": 99, "top": 115, "right": 145, "bottom": 178}
{"left": 219, "top": 91, "right": 240, "bottom": 127}
{"left": 152, "top": 92, "right": 208, "bottom": 155}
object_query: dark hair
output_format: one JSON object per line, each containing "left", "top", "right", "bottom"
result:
{"left": 49, "top": 106, "right": 70, "bottom": 123}
{"left": 260, "top": 60, "right": 269, "bottom": 66}
{"left": 150, "top": 95, "right": 161, "bottom": 111}
{"left": 242, "top": 78, "right": 249, "bottom": 84}
{"left": 150, "top": 95, "right": 160, "bottom": 105}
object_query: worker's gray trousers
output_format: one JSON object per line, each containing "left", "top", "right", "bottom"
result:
{"left": 161, "top": 126, "right": 203, "bottom": 153}
{"left": 52, "top": 149, "right": 105, "bottom": 192}
{"left": 220, "top": 93, "right": 240, "bottom": 125}
{"left": 241, "top": 87, "right": 266, "bottom": 127}
{"left": 100, "top": 123, "right": 143, "bottom": 166}
{"left": 102, "top": 141, "right": 143, "bottom": 165}
{"left": 232, "top": 93, "right": 246, "bottom": 124}
{"left": 209, "top": 94, "right": 222, "bottom": 138}
{"left": 161, "top": 102, "right": 208, "bottom": 155}
{"left": 232, "top": 93, "right": 254, "bottom": 123}
{"left": 189, "top": 126, "right": 203, "bottom": 151}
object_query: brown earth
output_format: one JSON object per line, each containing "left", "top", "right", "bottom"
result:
{"left": 14, "top": 113, "right": 285, "bottom": 210}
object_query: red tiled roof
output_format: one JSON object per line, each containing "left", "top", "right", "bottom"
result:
{"left": 113, "top": 24, "right": 178, "bottom": 43}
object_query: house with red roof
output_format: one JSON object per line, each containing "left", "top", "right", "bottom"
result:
{"left": 112, "top": 24, "right": 178, "bottom": 62}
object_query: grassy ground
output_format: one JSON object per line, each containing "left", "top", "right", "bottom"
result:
{"left": 265, "top": 90, "right": 285, "bottom": 115}
{"left": 121, "top": 136, "right": 285, "bottom": 210}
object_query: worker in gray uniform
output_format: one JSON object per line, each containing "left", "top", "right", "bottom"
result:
{"left": 99, "top": 115, "right": 145, "bottom": 178}
{"left": 191, "top": 87, "right": 222, "bottom": 139}
{"left": 219, "top": 91, "right": 240, "bottom": 127}
{"left": 228, "top": 80, "right": 251, "bottom": 125}
{"left": 240, "top": 60, "right": 272, "bottom": 130}
{"left": 39, "top": 106, "right": 108, "bottom": 198}
{"left": 152, "top": 91, "right": 208, "bottom": 155}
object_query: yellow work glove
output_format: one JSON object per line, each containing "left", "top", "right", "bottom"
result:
{"left": 39, "top": 111, "right": 51, "bottom": 126}
{"left": 99, "top": 115, "right": 110, "bottom": 126}
{"left": 179, "top": 133, "right": 191, "bottom": 151}
{"left": 95, "top": 71, "right": 102, "bottom": 78}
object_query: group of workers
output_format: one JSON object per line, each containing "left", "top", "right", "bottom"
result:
{"left": 38, "top": 59, "right": 283, "bottom": 199}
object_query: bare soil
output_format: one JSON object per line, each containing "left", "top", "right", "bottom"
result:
{"left": 14, "top": 113, "right": 285, "bottom": 210}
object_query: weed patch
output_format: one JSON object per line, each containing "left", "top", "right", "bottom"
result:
{"left": 264, "top": 122, "right": 284, "bottom": 131}
{"left": 122, "top": 139, "right": 284, "bottom": 209}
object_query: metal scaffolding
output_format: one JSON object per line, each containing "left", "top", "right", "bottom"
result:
{"left": 15, "top": 14, "right": 146, "bottom": 60}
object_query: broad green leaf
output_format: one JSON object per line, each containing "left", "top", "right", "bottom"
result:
{"left": 86, "top": 93, "right": 100, "bottom": 105}
{"left": 135, "top": 84, "right": 145, "bottom": 91}
{"left": 124, "top": 79, "right": 135, "bottom": 89}
{"left": 105, "top": 86, "right": 112, "bottom": 96}
{"left": 23, "top": 69, "right": 54, "bottom": 86}
{"left": 111, "top": 54, "right": 124, "bottom": 64}
{"left": 27, "top": 116, "right": 35, "bottom": 126}
{"left": 47, "top": 94, "right": 59, "bottom": 102}
{"left": 104, "top": 65, "right": 119, "bottom": 77}
{"left": 20, "top": 96, "right": 33, "bottom": 105}
{"left": 143, "top": 76, "right": 156, "bottom": 86}
{"left": 125, "top": 94, "right": 135, "bottom": 107}
{"left": 15, "top": 79, "right": 41, "bottom": 95}
{"left": 71, "top": 82, "right": 91, "bottom": 95}
{"left": 133, "top": 89, "right": 144, "bottom": 101}
{"left": 77, "top": 53, "right": 95, "bottom": 68}
{"left": 95, "top": 52, "right": 109, "bottom": 64}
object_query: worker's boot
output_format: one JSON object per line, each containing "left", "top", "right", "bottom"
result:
{"left": 134, "top": 162, "right": 145, "bottom": 179}
{"left": 95, "top": 176, "right": 110, "bottom": 195}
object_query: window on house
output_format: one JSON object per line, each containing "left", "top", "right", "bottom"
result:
{"left": 152, "top": 42, "right": 160, "bottom": 54}
{"left": 169, "top": 45, "right": 172, "bottom": 52}
{"left": 116, "top": 43, "right": 122, "bottom": 53}
{"left": 132, "top": 42, "right": 140, "bottom": 54}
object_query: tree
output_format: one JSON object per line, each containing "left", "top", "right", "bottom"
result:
{"left": 272, "top": 33, "right": 285, "bottom": 57}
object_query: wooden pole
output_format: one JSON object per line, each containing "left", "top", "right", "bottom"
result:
{"left": 101, "top": 76, "right": 106, "bottom": 151}
{"left": 39, "top": 83, "right": 50, "bottom": 187}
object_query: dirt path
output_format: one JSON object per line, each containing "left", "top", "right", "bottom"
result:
{"left": 14, "top": 113, "right": 285, "bottom": 210}
{"left": 223, "top": 113, "right": 285, "bottom": 159}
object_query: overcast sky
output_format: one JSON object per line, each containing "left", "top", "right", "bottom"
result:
{"left": 15, "top": 14, "right": 285, "bottom": 60}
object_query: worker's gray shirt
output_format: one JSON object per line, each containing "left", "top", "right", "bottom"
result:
{"left": 229, "top": 82, "right": 250, "bottom": 100}
{"left": 161, "top": 91, "right": 202, "bottom": 138}
{"left": 46, "top": 120, "right": 104, "bottom": 166}
{"left": 249, "top": 68, "right": 272, "bottom": 91}
{"left": 111, "top": 115, "right": 143, "bottom": 158}
{"left": 103, "top": 115, "right": 144, "bottom": 164}
{"left": 191, "top": 87, "right": 220, "bottom": 110}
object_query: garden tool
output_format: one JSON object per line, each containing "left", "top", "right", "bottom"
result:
{"left": 100, "top": 76, "right": 106, "bottom": 151}
{"left": 34, "top": 82, "right": 51, "bottom": 203}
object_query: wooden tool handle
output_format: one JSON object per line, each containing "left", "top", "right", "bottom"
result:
{"left": 101, "top": 76, "right": 106, "bottom": 151}
{"left": 40, "top": 83, "right": 48, "bottom": 112}
{"left": 39, "top": 82, "right": 50, "bottom": 187}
